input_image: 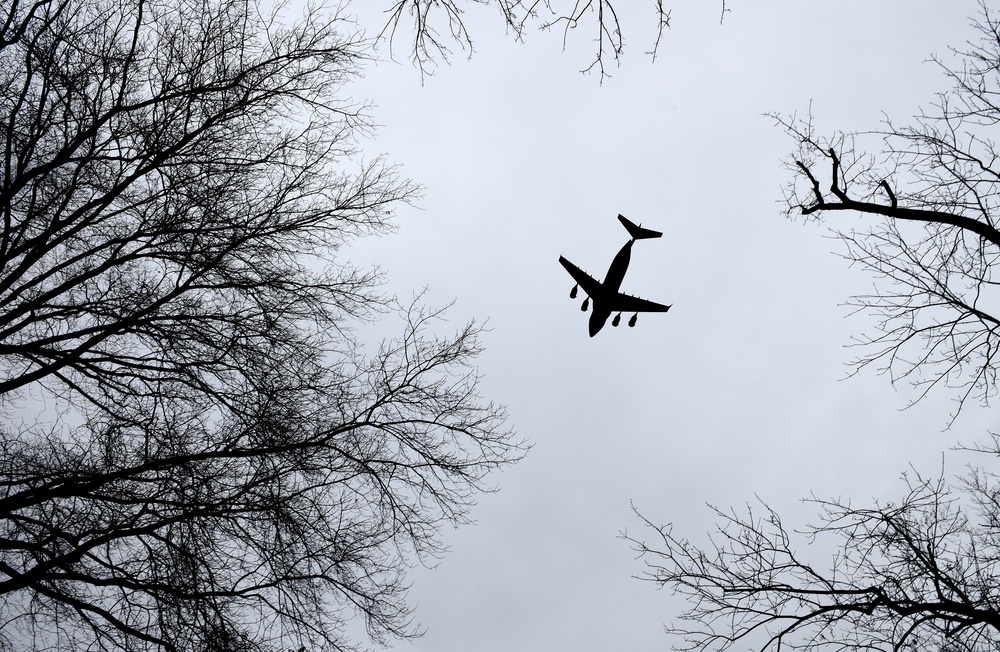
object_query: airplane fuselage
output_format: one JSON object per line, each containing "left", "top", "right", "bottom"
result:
{"left": 588, "top": 240, "right": 633, "bottom": 336}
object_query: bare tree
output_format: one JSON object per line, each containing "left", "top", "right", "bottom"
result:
{"left": 0, "top": 0, "right": 524, "bottom": 649}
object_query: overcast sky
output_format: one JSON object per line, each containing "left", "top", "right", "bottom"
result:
{"left": 332, "top": 2, "right": 996, "bottom": 650}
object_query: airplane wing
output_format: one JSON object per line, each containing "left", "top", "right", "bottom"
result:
{"left": 558, "top": 256, "right": 603, "bottom": 297}
{"left": 607, "top": 292, "right": 671, "bottom": 313}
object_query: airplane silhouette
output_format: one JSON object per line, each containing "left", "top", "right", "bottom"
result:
{"left": 559, "top": 214, "right": 671, "bottom": 337}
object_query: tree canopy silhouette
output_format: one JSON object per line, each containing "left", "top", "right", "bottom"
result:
{"left": 628, "top": 4, "right": 1000, "bottom": 652}
{"left": 628, "top": 463, "right": 1000, "bottom": 652}
{"left": 0, "top": 0, "right": 523, "bottom": 649}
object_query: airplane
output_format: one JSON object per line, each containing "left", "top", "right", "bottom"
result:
{"left": 559, "top": 214, "right": 671, "bottom": 337}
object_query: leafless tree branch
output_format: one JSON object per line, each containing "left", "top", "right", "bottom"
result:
{"left": 374, "top": 0, "right": 688, "bottom": 82}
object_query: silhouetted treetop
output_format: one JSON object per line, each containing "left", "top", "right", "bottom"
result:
{"left": 628, "top": 464, "right": 1000, "bottom": 652}
{"left": 0, "top": 0, "right": 525, "bottom": 649}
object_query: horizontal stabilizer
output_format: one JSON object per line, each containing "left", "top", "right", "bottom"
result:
{"left": 618, "top": 214, "right": 662, "bottom": 240}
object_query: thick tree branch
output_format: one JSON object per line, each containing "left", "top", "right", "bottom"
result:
{"left": 797, "top": 151, "right": 1000, "bottom": 251}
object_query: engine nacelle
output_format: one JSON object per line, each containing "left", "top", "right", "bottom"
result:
{"left": 628, "top": 313, "right": 637, "bottom": 327}
{"left": 570, "top": 284, "right": 578, "bottom": 299}
{"left": 612, "top": 313, "right": 621, "bottom": 327}
{"left": 581, "top": 297, "right": 590, "bottom": 311}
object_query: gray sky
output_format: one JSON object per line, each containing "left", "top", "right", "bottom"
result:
{"left": 335, "top": 2, "right": 995, "bottom": 650}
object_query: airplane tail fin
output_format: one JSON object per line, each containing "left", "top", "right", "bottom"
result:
{"left": 618, "top": 214, "right": 662, "bottom": 240}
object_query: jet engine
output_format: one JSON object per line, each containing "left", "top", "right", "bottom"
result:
{"left": 612, "top": 313, "right": 621, "bottom": 327}
{"left": 628, "top": 313, "right": 637, "bottom": 327}
{"left": 570, "top": 284, "right": 578, "bottom": 299}
{"left": 581, "top": 297, "right": 590, "bottom": 311}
